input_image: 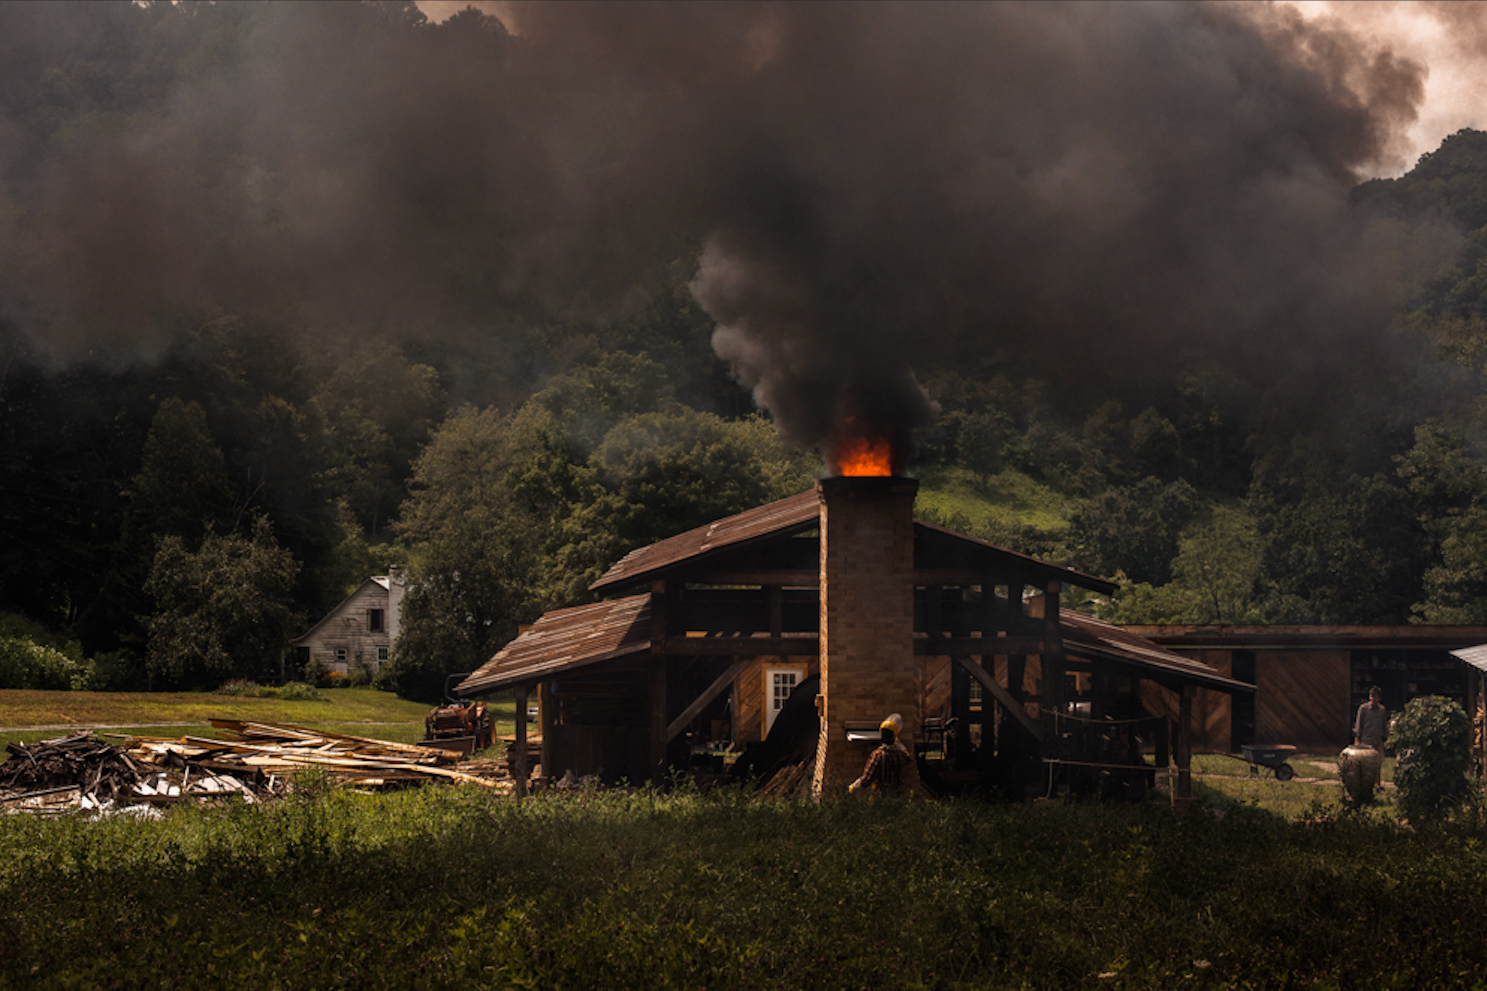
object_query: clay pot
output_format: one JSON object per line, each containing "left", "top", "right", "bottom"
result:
{"left": 1338, "top": 744, "right": 1383, "bottom": 804}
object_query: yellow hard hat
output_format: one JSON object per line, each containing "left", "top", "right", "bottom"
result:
{"left": 880, "top": 713, "right": 902, "bottom": 734}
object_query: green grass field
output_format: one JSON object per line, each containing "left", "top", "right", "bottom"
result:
{"left": 0, "top": 687, "right": 522, "bottom": 751}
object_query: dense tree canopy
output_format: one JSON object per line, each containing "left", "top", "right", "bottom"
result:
{"left": 12, "top": 2, "right": 1487, "bottom": 692}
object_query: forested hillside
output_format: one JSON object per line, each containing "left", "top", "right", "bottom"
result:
{"left": 4, "top": 2, "right": 1487, "bottom": 699}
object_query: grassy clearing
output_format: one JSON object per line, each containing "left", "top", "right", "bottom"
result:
{"left": 914, "top": 465, "right": 1074, "bottom": 534}
{"left": 3, "top": 781, "right": 1485, "bottom": 990}
{"left": 0, "top": 688, "right": 522, "bottom": 751}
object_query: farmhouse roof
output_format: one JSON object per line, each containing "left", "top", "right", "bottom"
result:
{"left": 287, "top": 575, "right": 392, "bottom": 647}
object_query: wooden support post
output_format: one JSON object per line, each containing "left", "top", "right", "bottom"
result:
{"left": 538, "top": 679, "right": 556, "bottom": 786}
{"left": 649, "top": 660, "right": 668, "bottom": 783}
{"left": 767, "top": 584, "right": 782, "bottom": 638}
{"left": 1039, "top": 580, "right": 1065, "bottom": 759}
{"left": 650, "top": 579, "right": 669, "bottom": 655}
{"left": 513, "top": 683, "right": 529, "bottom": 800}
{"left": 1177, "top": 684, "right": 1194, "bottom": 799}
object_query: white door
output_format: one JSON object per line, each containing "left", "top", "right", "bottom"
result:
{"left": 764, "top": 666, "right": 803, "bottom": 736}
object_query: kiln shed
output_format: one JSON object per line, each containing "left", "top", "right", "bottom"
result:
{"left": 458, "top": 479, "right": 1252, "bottom": 799}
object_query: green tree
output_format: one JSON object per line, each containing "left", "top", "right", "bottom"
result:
{"left": 1247, "top": 452, "right": 1426, "bottom": 624}
{"left": 1099, "top": 508, "right": 1266, "bottom": 624}
{"left": 312, "top": 346, "right": 447, "bottom": 537}
{"left": 1397, "top": 421, "right": 1487, "bottom": 623}
{"left": 1066, "top": 477, "right": 1198, "bottom": 585}
{"left": 387, "top": 405, "right": 543, "bottom": 702}
{"left": 533, "top": 409, "right": 816, "bottom": 604}
{"left": 143, "top": 514, "right": 300, "bottom": 689}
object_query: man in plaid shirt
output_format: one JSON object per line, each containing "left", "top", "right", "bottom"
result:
{"left": 849, "top": 713, "right": 916, "bottom": 797}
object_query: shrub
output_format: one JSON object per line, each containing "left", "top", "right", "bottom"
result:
{"left": 1388, "top": 695, "right": 1476, "bottom": 823}
{"left": 215, "top": 679, "right": 262, "bottom": 696}
{"left": 302, "top": 656, "right": 330, "bottom": 686}
{"left": 0, "top": 635, "right": 82, "bottom": 690}
{"left": 275, "top": 681, "right": 323, "bottom": 702}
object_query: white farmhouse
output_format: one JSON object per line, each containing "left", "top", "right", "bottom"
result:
{"left": 288, "top": 569, "right": 406, "bottom": 679}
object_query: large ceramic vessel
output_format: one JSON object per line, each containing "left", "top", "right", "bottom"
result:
{"left": 1338, "top": 744, "right": 1383, "bottom": 804}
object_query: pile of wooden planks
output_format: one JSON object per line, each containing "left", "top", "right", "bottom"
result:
{"left": 122, "top": 719, "right": 513, "bottom": 791}
{"left": 2, "top": 719, "right": 515, "bottom": 815}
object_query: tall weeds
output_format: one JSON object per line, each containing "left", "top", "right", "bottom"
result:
{"left": 4, "top": 786, "right": 1487, "bottom": 989}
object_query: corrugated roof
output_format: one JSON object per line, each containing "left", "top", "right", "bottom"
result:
{"left": 1063, "top": 609, "right": 1254, "bottom": 694}
{"left": 1450, "top": 643, "right": 1487, "bottom": 672}
{"left": 456, "top": 595, "right": 652, "bottom": 695}
{"left": 590, "top": 490, "right": 821, "bottom": 591}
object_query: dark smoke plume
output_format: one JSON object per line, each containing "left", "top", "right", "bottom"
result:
{"left": 0, "top": 1, "right": 1457, "bottom": 456}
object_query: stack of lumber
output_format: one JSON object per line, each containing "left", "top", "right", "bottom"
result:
{"left": 2, "top": 720, "right": 516, "bottom": 815}
{"left": 121, "top": 719, "right": 513, "bottom": 791}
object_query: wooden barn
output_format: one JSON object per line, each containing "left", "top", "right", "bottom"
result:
{"left": 1124, "top": 625, "right": 1487, "bottom": 755}
{"left": 458, "top": 479, "right": 1253, "bottom": 799}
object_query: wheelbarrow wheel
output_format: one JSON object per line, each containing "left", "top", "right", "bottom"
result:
{"left": 1274, "top": 763, "right": 1296, "bottom": 782}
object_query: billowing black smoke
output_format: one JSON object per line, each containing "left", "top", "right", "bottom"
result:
{"left": 0, "top": 1, "right": 1464, "bottom": 455}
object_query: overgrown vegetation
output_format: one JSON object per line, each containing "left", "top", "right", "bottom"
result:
{"left": 5, "top": 784, "right": 1487, "bottom": 990}
{"left": 1390, "top": 696, "right": 1476, "bottom": 823}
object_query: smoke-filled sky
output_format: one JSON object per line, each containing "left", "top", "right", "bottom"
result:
{"left": 6, "top": 1, "right": 1487, "bottom": 461}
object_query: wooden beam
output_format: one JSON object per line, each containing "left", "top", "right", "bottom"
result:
{"left": 680, "top": 570, "right": 818, "bottom": 587}
{"left": 663, "top": 636, "right": 819, "bottom": 656}
{"left": 513, "top": 683, "right": 529, "bottom": 800}
{"left": 665, "top": 659, "right": 749, "bottom": 743}
{"left": 1177, "top": 684, "right": 1194, "bottom": 799}
{"left": 650, "top": 580, "right": 668, "bottom": 656}
{"left": 916, "top": 636, "right": 1049, "bottom": 656}
{"left": 952, "top": 654, "right": 1040, "bottom": 739}
{"left": 649, "top": 662, "right": 667, "bottom": 782}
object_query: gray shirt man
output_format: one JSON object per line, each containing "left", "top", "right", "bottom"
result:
{"left": 1354, "top": 693, "right": 1388, "bottom": 749}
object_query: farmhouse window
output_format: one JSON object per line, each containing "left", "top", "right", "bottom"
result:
{"left": 368, "top": 609, "right": 385, "bottom": 632}
{"left": 336, "top": 647, "right": 347, "bottom": 665}
{"left": 377, "top": 646, "right": 389, "bottom": 664}
{"left": 763, "top": 665, "right": 806, "bottom": 736}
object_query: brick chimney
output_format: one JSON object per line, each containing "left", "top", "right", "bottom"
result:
{"left": 812, "top": 476, "right": 919, "bottom": 796}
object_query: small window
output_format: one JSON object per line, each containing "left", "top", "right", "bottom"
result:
{"left": 377, "top": 646, "right": 389, "bottom": 664}
{"left": 335, "top": 647, "right": 347, "bottom": 665}
{"left": 368, "top": 609, "right": 385, "bottom": 632}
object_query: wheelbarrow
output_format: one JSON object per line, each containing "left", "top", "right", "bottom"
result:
{"left": 1239, "top": 744, "right": 1297, "bottom": 781}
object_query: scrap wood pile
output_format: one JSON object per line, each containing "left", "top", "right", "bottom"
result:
{"left": 1, "top": 732, "right": 148, "bottom": 814}
{"left": 2, "top": 719, "right": 514, "bottom": 816}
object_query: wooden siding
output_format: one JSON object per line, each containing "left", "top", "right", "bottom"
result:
{"left": 291, "top": 580, "right": 392, "bottom": 676}
{"left": 1257, "top": 650, "right": 1349, "bottom": 750}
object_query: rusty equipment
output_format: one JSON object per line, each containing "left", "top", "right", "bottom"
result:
{"left": 421, "top": 673, "right": 494, "bottom": 755}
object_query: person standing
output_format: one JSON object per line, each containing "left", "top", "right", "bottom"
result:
{"left": 1354, "top": 686, "right": 1388, "bottom": 750}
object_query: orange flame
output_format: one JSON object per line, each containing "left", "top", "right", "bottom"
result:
{"left": 835, "top": 434, "right": 894, "bottom": 477}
